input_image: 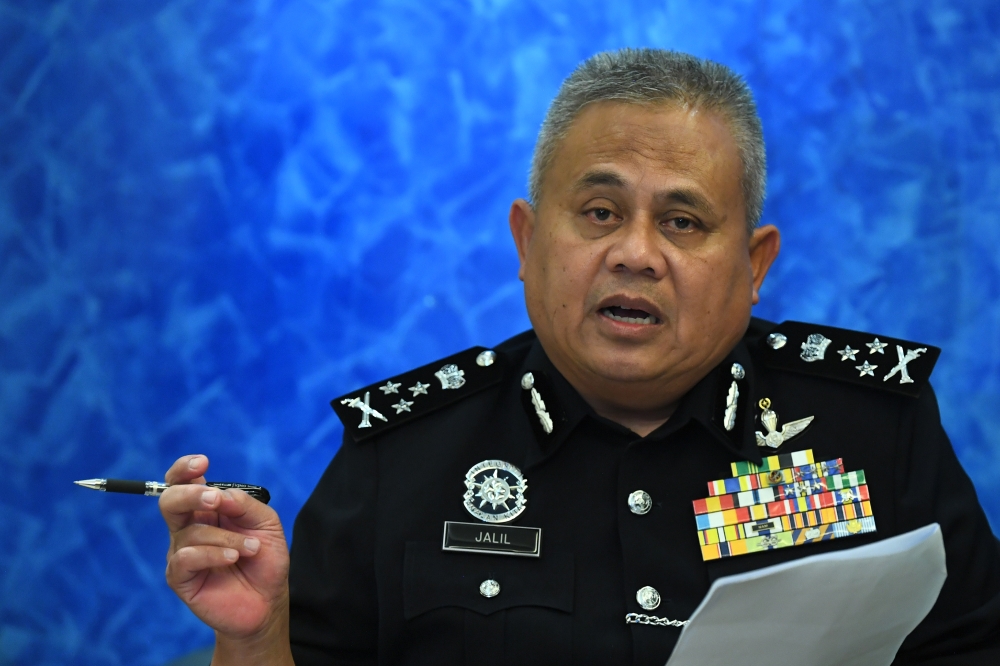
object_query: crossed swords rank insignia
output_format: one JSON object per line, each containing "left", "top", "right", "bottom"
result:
{"left": 883, "top": 345, "right": 927, "bottom": 385}
{"left": 339, "top": 391, "right": 388, "bottom": 429}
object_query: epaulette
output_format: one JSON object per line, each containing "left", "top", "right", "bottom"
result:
{"left": 758, "top": 321, "right": 940, "bottom": 397}
{"left": 330, "top": 346, "right": 505, "bottom": 441}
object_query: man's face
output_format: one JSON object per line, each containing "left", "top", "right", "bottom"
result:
{"left": 510, "top": 101, "right": 779, "bottom": 413}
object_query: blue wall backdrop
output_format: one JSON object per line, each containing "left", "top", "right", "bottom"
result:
{"left": 2, "top": 1, "right": 999, "bottom": 664}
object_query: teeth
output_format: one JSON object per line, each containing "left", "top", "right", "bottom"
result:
{"left": 602, "top": 308, "right": 657, "bottom": 325}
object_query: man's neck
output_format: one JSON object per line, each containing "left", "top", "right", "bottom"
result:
{"left": 578, "top": 390, "right": 679, "bottom": 437}
{"left": 531, "top": 335, "right": 716, "bottom": 438}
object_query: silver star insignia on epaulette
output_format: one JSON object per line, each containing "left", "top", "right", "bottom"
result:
{"left": 409, "top": 381, "right": 430, "bottom": 396}
{"left": 837, "top": 345, "right": 858, "bottom": 361}
{"left": 754, "top": 398, "right": 814, "bottom": 449}
{"left": 391, "top": 399, "right": 413, "bottom": 414}
{"left": 856, "top": 360, "right": 877, "bottom": 377}
{"left": 866, "top": 338, "right": 888, "bottom": 354}
{"left": 379, "top": 380, "right": 401, "bottom": 394}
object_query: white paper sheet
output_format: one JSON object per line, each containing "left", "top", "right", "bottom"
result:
{"left": 665, "top": 523, "right": 946, "bottom": 666}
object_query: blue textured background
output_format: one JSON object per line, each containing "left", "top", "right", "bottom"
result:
{"left": 2, "top": 1, "right": 999, "bottom": 664}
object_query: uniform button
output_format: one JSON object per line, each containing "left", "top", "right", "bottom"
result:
{"left": 636, "top": 586, "right": 661, "bottom": 610}
{"left": 480, "top": 579, "right": 500, "bottom": 598}
{"left": 628, "top": 490, "right": 652, "bottom": 515}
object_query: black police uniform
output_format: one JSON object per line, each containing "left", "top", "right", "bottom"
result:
{"left": 288, "top": 318, "right": 1000, "bottom": 665}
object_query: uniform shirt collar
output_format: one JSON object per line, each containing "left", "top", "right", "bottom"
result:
{"left": 518, "top": 340, "right": 590, "bottom": 469}
{"left": 518, "top": 334, "right": 764, "bottom": 470}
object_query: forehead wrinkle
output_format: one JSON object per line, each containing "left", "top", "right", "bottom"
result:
{"left": 579, "top": 131, "right": 705, "bottom": 184}
{"left": 587, "top": 129, "right": 699, "bottom": 161}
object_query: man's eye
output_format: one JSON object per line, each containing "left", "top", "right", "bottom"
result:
{"left": 592, "top": 208, "right": 613, "bottom": 221}
{"left": 667, "top": 216, "right": 695, "bottom": 230}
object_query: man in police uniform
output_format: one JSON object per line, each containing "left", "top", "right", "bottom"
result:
{"left": 159, "top": 49, "right": 1000, "bottom": 665}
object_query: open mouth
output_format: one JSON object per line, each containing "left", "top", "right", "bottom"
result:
{"left": 600, "top": 306, "right": 660, "bottom": 325}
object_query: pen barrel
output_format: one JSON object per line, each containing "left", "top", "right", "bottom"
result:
{"left": 104, "top": 479, "right": 150, "bottom": 495}
{"left": 208, "top": 482, "right": 271, "bottom": 505}
{"left": 84, "top": 479, "right": 269, "bottom": 504}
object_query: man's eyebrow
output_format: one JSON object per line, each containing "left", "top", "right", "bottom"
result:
{"left": 572, "top": 170, "right": 629, "bottom": 191}
{"left": 654, "top": 188, "right": 717, "bottom": 215}
{"left": 572, "top": 171, "right": 719, "bottom": 216}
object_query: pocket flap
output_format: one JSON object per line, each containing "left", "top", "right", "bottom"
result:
{"left": 403, "top": 541, "right": 574, "bottom": 619}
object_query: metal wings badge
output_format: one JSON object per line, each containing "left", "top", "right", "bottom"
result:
{"left": 755, "top": 398, "right": 814, "bottom": 450}
{"left": 463, "top": 459, "right": 528, "bottom": 523}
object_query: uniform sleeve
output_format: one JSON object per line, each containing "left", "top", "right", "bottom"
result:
{"left": 288, "top": 431, "right": 379, "bottom": 665}
{"left": 893, "top": 385, "right": 1000, "bottom": 664}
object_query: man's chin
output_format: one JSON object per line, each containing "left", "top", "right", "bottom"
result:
{"left": 577, "top": 349, "right": 674, "bottom": 386}
{"left": 539, "top": 326, "right": 686, "bottom": 387}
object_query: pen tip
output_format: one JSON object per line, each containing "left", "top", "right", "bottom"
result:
{"left": 73, "top": 479, "right": 105, "bottom": 490}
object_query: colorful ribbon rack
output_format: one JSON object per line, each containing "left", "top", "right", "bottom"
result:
{"left": 694, "top": 450, "right": 876, "bottom": 561}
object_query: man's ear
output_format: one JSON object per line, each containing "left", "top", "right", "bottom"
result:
{"left": 509, "top": 198, "right": 536, "bottom": 282}
{"left": 748, "top": 224, "right": 781, "bottom": 305}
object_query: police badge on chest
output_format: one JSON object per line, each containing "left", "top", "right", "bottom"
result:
{"left": 441, "top": 459, "right": 542, "bottom": 557}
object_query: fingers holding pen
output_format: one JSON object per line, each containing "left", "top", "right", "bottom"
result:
{"left": 166, "top": 519, "right": 263, "bottom": 590}
{"left": 159, "top": 483, "right": 228, "bottom": 531}
{"left": 172, "top": 522, "right": 263, "bottom": 558}
{"left": 157, "top": 454, "right": 290, "bottom": 638}
{"left": 161, "top": 484, "right": 281, "bottom": 535}
{"left": 165, "top": 454, "right": 210, "bottom": 486}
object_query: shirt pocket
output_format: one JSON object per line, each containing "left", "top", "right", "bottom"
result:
{"left": 402, "top": 541, "right": 574, "bottom": 665}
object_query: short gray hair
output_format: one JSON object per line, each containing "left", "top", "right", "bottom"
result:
{"left": 529, "top": 48, "right": 766, "bottom": 232}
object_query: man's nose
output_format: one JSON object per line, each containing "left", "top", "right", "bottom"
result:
{"left": 605, "top": 216, "right": 668, "bottom": 278}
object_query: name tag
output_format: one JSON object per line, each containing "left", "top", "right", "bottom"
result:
{"left": 442, "top": 521, "right": 541, "bottom": 557}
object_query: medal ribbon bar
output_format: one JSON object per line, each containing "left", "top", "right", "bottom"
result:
{"left": 695, "top": 484, "right": 870, "bottom": 530}
{"left": 700, "top": 517, "right": 877, "bottom": 561}
{"left": 709, "top": 456, "right": 844, "bottom": 496}
{"left": 731, "top": 449, "right": 814, "bottom": 476}
{"left": 695, "top": 470, "right": 866, "bottom": 514}
{"left": 699, "top": 500, "right": 873, "bottom": 545}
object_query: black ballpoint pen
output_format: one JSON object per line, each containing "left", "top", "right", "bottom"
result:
{"left": 74, "top": 478, "right": 271, "bottom": 504}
